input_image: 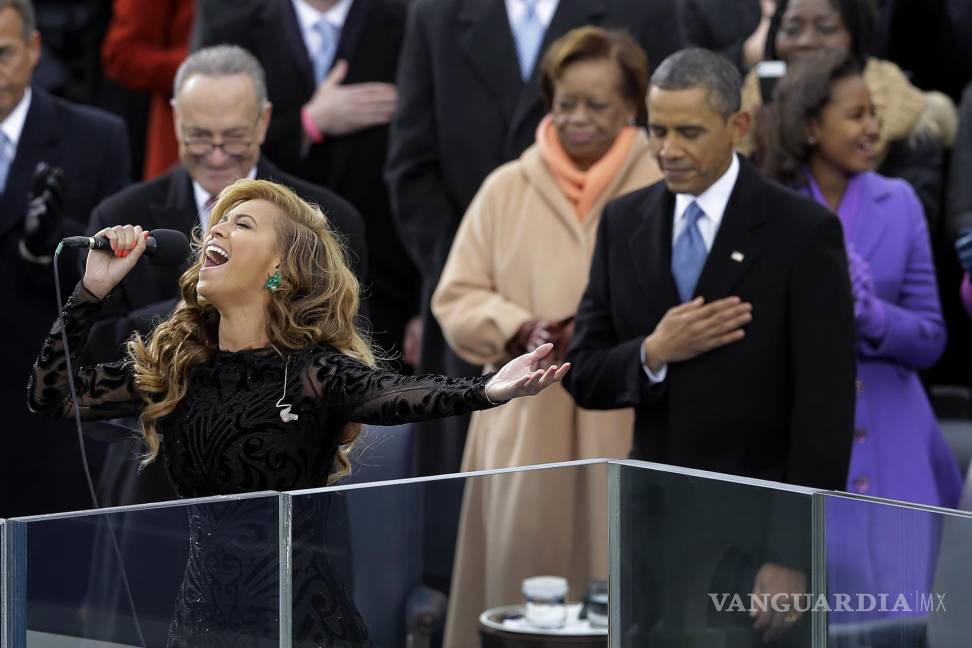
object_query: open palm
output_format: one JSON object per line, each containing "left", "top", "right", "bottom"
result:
{"left": 485, "top": 343, "right": 571, "bottom": 403}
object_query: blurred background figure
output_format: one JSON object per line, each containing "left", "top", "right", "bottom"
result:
{"left": 947, "top": 81, "right": 972, "bottom": 246}
{"left": 100, "top": 0, "right": 193, "bottom": 180}
{"left": 679, "top": 0, "right": 777, "bottom": 72}
{"left": 385, "top": 0, "right": 681, "bottom": 595}
{"left": 756, "top": 47, "right": 963, "bottom": 619}
{"left": 29, "top": 0, "right": 111, "bottom": 104}
{"left": 950, "top": 84, "right": 972, "bottom": 329}
{"left": 0, "top": 0, "right": 129, "bottom": 518}
{"left": 198, "top": 0, "right": 419, "bottom": 367}
{"left": 743, "top": 0, "right": 957, "bottom": 233}
{"left": 742, "top": 0, "right": 972, "bottom": 394}
{"left": 878, "top": 0, "right": 972, "bottom": 105}
{"left": 432, "top": 27, "right": 660, "bottom": 647}
{"left": 958, "top": 228, "right": 972, "bottom": 319}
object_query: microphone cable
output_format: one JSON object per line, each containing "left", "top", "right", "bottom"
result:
{"left": 52, "top": 243, "right": 148, "bottom": 648}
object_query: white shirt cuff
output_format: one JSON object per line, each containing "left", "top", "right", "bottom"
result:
{"left": 640, "top": 342, "right": 668, "bottom": 383}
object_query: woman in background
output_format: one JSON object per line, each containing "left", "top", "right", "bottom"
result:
{"left": 742, "top": 0, "right": 957, "bottom": 231}
{"left": 756, "top": 47, "right": 963, "bottom": 622}
{"left": 432, "top": 27, "right": 661, "bottom": 647}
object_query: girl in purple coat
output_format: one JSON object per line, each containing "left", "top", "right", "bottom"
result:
{"left": 756, "top": 47, "right": 963, "bottom": 622}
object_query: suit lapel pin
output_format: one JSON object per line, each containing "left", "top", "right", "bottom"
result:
{"left": 731, "top": 251, "right": 745, "bottom": 263}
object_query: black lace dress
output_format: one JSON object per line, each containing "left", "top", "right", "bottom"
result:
{"left": 28, "top": 284, "right": 499, "bottom": 647}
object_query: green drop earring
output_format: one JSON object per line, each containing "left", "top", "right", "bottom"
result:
{"left": 264, "top": 270, "right": 282, "bottom": 292}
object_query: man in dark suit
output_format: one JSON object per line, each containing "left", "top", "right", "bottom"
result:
{"left": 564, "top": 46, "right": 855, "bottom": 490}
{"left": 385, "top": 0, "right": 682, "bottom": 593}
{"left": 82, "top": 45, "right": 367, "bottom": 505}
{"left": 563, "top": 48, "right": 856, "bottom": 644}
{"left": 198, "top": 0, "right": 419, "bottom": 362}
{"left": 0, "top": 0, "right": 130, "bottom": 518}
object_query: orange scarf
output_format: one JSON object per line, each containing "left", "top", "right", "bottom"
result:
{"left": 536, "top": 114, "right": 637, "bottom": 220}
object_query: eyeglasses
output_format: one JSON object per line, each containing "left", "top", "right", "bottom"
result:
{"left": 180, "top": 116, "right": 261, "bottom": 157}
{"left": 182, "top": 138, "right": 254, "bottom": 157}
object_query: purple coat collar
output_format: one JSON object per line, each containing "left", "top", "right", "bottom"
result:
{"left": 803, "top": 170, "right": 891, "bottom": 259}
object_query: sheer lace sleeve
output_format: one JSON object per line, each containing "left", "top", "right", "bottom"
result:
{"left": 303, "top": 348, "right": 500, "bottom": 425}
{"left": 28, "top": 283, "right": 141, "bottom": 420}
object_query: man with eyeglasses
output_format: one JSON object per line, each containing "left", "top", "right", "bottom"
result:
{"left": 79, "top": 45, "right": 367, "bottom": 507}
{"left": 198, "top": 0, "right": 421, "bottom": 372}
{"left": 84, "top": 44, "right": 366, "bottom": 365}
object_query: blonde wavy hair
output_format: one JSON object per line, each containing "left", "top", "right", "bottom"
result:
{"left": 126, "top": 179, "right": 374, "bottom": 482}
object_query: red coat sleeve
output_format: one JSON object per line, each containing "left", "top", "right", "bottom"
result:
{"left": 101, "top": 0, "right": 193, "bottom": 95}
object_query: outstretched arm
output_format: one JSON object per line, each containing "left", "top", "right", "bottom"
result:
{"left": 304, "top": 344, "right": 568, "bottom": 426}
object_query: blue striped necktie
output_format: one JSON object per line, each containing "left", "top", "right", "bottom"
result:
{"left": 0, "top": 131, "right": 11, "bottom": 195}
{"left": 512, "top": 0, "right": 544, "bottom": 81}
{"left": 312, "top": 19, "right": 339, "bottom": 84}
{"left": 672, "top": 201, "right": 708, "bottom": 302}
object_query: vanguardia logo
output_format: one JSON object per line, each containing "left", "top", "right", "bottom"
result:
{"left": 708, "top": 592, "right": 947, "bottom": 614}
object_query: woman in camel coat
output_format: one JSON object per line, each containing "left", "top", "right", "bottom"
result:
{"left": 432, "top": 27, "right": 662, "bottom": 648}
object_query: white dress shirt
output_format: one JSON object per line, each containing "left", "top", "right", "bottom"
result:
{"left": 0, "top": 87, "right": 32, "bottom": 169}
{"left": 642, "top": 154, "right": 741, "bottom": 382}
{"left": 292, "top": 0, "right": 353, "bottom": 72}
{"left": 193, "top": 165, "right": 258, "bottom": 234}
{"left": 504, "top": 0, "right": 559, "bottom": 29}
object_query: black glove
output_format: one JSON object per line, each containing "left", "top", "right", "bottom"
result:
{"left": 22, "top": 162, "right": 65, "bottom": 259}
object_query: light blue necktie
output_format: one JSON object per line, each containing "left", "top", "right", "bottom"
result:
{"left": 512, "top": 0, "right": 544, "bottom": 81}
{"left": 312, "top": 19, "right": 339, "bottom": 84}
{"left": 0, "top": 131, "right": 11, "bottom": 196}
{"left": 672, "top": 201, "right": 708, "bottom": 302}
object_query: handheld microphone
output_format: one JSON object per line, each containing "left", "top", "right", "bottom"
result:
{"left": 60, "top": 229, "right": 190, "bottom": 267}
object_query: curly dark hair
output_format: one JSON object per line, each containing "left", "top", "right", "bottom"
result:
{"left": 754, "top": 48, "right": 863, "bottom": 188}
{"left": 765, "top": 0, "right": 878, "bottom": 62}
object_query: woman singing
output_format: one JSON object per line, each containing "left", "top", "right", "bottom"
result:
{"left": 28, "top": 178, "right": 569, "bottom": 646}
